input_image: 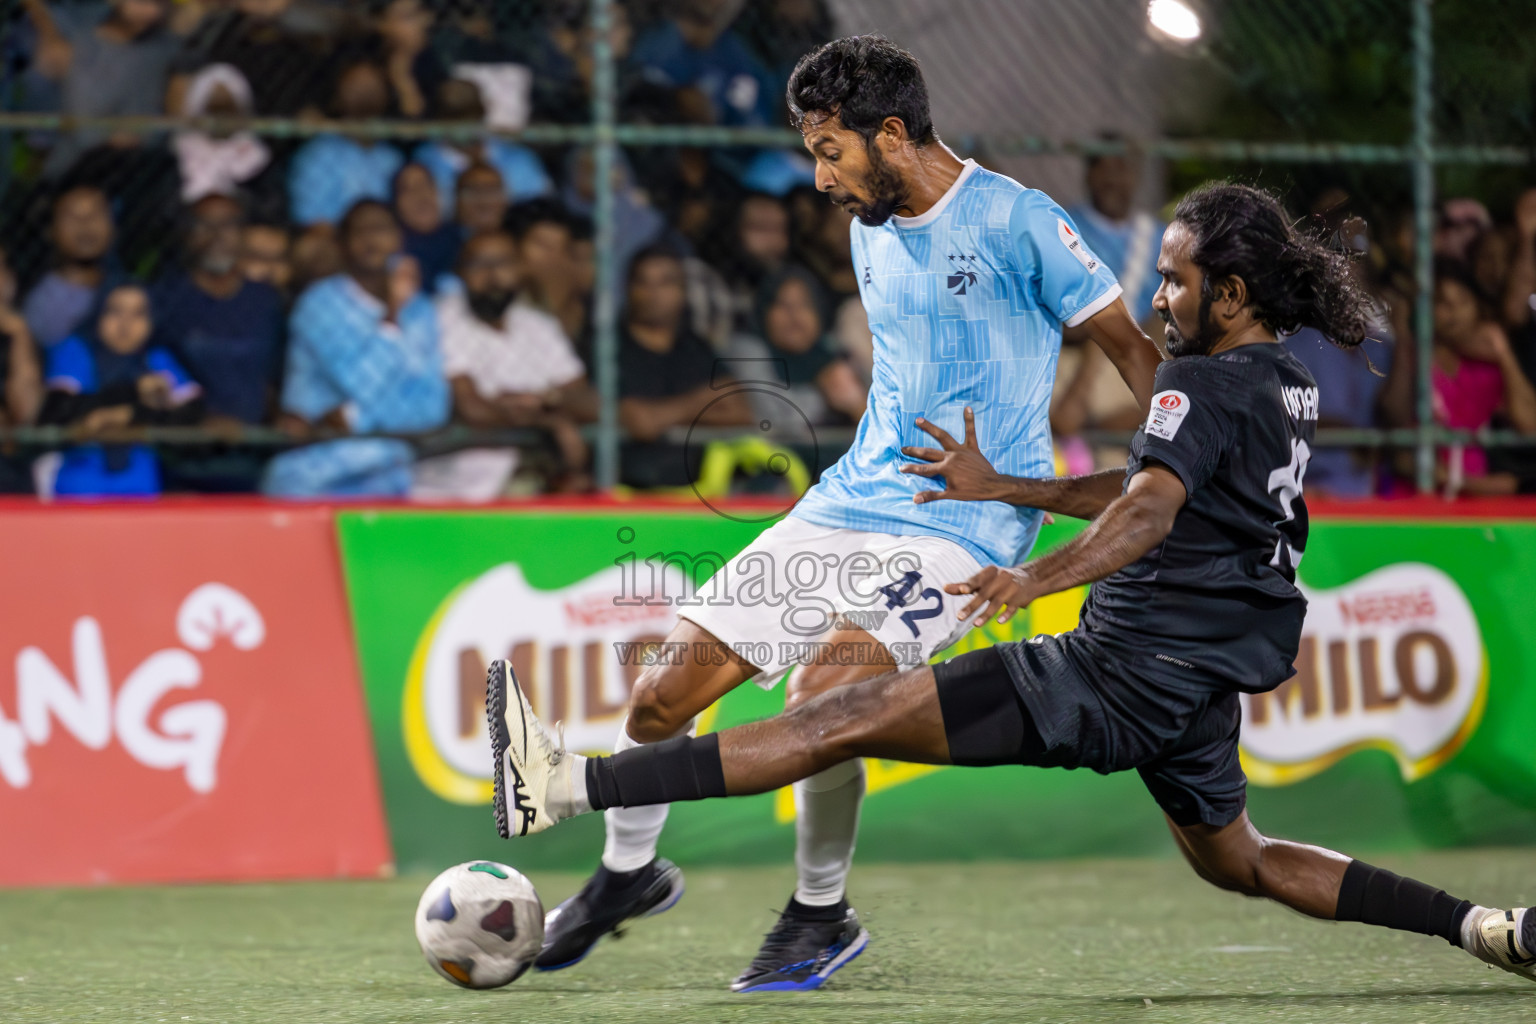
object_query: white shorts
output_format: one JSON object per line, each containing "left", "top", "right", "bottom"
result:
{"left": 679, "top": 516, "right": 987, "bottom": 688}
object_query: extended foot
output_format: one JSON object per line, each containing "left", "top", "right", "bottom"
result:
{"left": 1465, "top": 906, "right": 1536, "bottom": 983}
{"left": 535, "top": 859, "right": 686, "bottom": 970}
{"left": 487, "top": 658, "right": 575, "bottom": 837}
{"left": 731, "top": 897, "right": 870, "bottom": 993}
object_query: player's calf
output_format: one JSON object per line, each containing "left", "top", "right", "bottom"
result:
{"left": 1174, "top": 815, "right": 1535, "bottom": 984}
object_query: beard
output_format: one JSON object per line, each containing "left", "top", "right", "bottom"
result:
{"left": 831, "top": 144, "right": 908, "bottom": 227}
{"left": 1160, "top": 290, "right": 1222, "bottom": 357}
{"left": 467, "top": 288, "right": 516, "bottom": 324}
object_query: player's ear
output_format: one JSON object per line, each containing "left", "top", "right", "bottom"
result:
{"left": 1211, "top": 274, "right": 1248, "bottom": 320}
{"left": 878, "top": 116, "right": 909, "bottom": 150}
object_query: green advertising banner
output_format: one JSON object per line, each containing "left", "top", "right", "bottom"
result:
{"left": 337, "top": 508, "right": 1536, "bottom": 874}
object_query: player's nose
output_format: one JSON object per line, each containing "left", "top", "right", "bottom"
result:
{"left": 815, "top": 163, "right": 837, "bottom": 192}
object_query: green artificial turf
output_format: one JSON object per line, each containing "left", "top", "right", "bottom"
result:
{"left": 0, "top": 851, "right": 1531, "bottom": 1023}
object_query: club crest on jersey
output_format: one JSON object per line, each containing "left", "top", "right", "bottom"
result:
{"left": 945, "top": 253, "right": 979, "bottom": 296}
{"left": 1057, "top": 219, "right": 1100, "bottom": 273}
{"left": 1146, "top": 389, "right": 1191, "bottom": 440}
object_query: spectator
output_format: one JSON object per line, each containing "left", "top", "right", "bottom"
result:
{"left": 566, "top": 212, "right": 597, "bottom": 356}
{"left": 374, "top": 0, "right": 446, "bottom": 120}
{"left": 562, "top": 147, "right": 665, "bottom": 302}
{"left": 263, "top": 200, "right": 448, "bottom": 498}
{"left": 730, "top": 265, "right": 865, "bottom": 435}
{"left": 618, "top": 245, "right": 752, "bottom": 487}
{"left": 25, "top": 0, "right": 183, "bottom": 178}
{"left": 413, "top": 79, "right": 552, "bottom": 216}
{"left": 152, "top": 194, "right": 285, "bottom": 427}
{"left": 240, "top": 220, "right": 294, "bottom": 298}
{"left": 394, "top": 163, "right": 460, "bottom": 293}
{"left": 36, "top": 283, "right": 204, "bottom": 498}
{"left": 1283, "top": 328, "right": 1393, "bottom": 499}
{"left": 788, "top": 186, "right": 858, "bottom": 296}
{"left": 172, "top": 0, "right": 339, "bottom": 117}
{"left": 422, "top": 229, "right": 597, "bottom": 498}
{"left": 0, "top": 246, "right": 42, "bottom": 493}
{"left": 526, "top": 1, "right": 670, "bottom": 125}
{"left": 1065, "top": 142, "right": 1164, "bottom": 326}
{"left": 629, "top": 0, "right": 777, "bottom": 129}
{"left": 455, "top": 162, "right": 509, "bottom": 239}
{"left": 172, "top": 63, "right": 279, "bottom": 212}
{"left": 720, "top": 191, "right": 792, "bottom": 327}
{"left": 1492, "top": 189, "right": 1536, "bottom": 490}
{"left": 735, "top": 0, "right": 834, "bottom": 97}
{"left": 505, "top": 198, "right": 581, "bottom": 334}
{"left": 288, "top": 61, "right": 404, "bottom": 228}
{"left": 1434, "top": 198, "right": 1491, "bottom": 264}
{"left": 1391, "top": 262, "right": 1536, "bottom": 497}
{"left": 23, "top": 185, "right": 120, "bottom": 348}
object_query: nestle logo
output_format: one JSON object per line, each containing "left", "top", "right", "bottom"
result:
{"left": 1338, "top": 588, "right": 1436, "bottom": 626}
{"left": 563, "top": 596, "right": 671, "bottom": 629}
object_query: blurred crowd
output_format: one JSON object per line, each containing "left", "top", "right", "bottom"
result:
{"left": 0, "top": 0, "right": 1531, "bottom": 501}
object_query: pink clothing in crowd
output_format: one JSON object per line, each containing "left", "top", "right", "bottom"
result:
{"left": 1432, "top": 355, "right": 1505, "bottom": 477}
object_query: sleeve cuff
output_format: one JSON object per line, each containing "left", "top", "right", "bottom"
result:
{"left": 1138, "top": 450, "right": 1196, "bottom": 501}
{"left": 1063, "top": 282, "right": 1123, "bottom": 328}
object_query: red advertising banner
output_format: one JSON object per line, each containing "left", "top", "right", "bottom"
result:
{"left": 0, "top": 503, "right": 391, "bottom": 886}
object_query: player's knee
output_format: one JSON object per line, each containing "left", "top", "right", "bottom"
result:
{"left": 1176, "top": 827, "right": 1265, "bottom": 896}
{"left": 626, "top": 667, "right": 694, "bottom": 743}
{"left": 784, "top": 677, "right": 887, "bottom": 761}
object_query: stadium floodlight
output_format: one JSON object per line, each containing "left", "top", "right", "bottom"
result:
{"left": 1147, "top": 0, "right": 1202, "bottom": 42}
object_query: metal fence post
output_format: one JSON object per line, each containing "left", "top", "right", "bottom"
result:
{"left": 1412, "top": 0, "right": 1436, "bottom": 493}
{"left": 590, "top": 0, "right": 620, "bottom": 490}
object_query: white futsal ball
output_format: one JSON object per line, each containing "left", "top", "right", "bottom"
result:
{"left": 414, "top": 861, "right": 544, "bottom": 989}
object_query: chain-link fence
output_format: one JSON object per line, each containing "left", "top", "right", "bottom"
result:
{"left": 0, "top": 0, "right": 1531, "bottom": 500}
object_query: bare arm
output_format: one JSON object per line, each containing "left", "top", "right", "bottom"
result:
{"left": 815, "top": 360, "right": 868, "bottom": 421}
{"left": 0, "top": 313, "right": 42, "bottom": 425}
{"left": 620, "top": 383, "right": 752, "bottom": 442}
{"left": 23, "top": 0, "right": 72, "bottom": 80}
{"left": 1078, "top": 296, "right": 1163, "bottom": 411}
{"left": 450, "top": 375, "right": 516, "bottom": 427}
{"left": 900, "top": 406, "right": 1127, "bottom": 519}
{"left": 1495, "top": 342, "right": 1536, "bottom": 435}
{"left": 1504, "top": 190, "right": 1536, "bottom": 330}
{"left": 944, "top": 466, "right": 1187, "bottom": 626}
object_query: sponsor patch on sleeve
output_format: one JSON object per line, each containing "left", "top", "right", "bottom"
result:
{"left": 1057, "top": 219, "right": 1099, "bottom": 273}
{"left": 1146, "top": 389, "right": 1191, "bottom": 441}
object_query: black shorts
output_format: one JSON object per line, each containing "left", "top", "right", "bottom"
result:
{"left": 932, "top": 637, "right": 1248, "bottom": 828}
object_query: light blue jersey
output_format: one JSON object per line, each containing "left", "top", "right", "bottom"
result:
{"left": 791, "top": 160, "right": 1121, "bottom": 567}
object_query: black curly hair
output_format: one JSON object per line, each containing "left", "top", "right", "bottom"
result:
{"left": 1172, "top": 183, "right": 1373, "bottom": 349}
{"left": 786, "top": 35, "right": 936, "bottom": 146}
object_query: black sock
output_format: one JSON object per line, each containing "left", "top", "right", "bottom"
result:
{"left": 1335, "top": 859, "right": 1474, "bottom": 948}
{"left": 786, "top": 895, "right": 847, "bottom": 921}
{"left": 585, "top": 733, "right": 727, "bottom": 810}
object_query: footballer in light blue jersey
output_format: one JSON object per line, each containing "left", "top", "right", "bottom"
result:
{"left": 790, "top": 160, "right": 1124, "bottom": 567}
{"left": 524, "top": 37, "right": 1163, "bottom": 996}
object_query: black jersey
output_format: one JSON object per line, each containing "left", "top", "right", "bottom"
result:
{"left": 1079, "top": 344, "right": 1318, "bottom": 694}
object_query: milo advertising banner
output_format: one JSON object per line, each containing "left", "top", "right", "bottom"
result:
{"left": 337, "top": 507, "right": 1536, "bottom": 872}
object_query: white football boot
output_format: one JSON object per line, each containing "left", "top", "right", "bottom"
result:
{"left": 488, "top": 658, "right": 574, "bottom": 838}
{"left": 1464, "top": 906, "right": 1536, "bottom": 984}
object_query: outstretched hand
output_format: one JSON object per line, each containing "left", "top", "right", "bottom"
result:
{"left": 945, "top": 565, "right": 1036, "bottom": 626}
{"left": 900, "top": 407, "right": 1008, "bottom": 504}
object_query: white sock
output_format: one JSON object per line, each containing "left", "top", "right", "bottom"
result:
{"left": 1462, "top": 904, "right": 1491, "bottom": 952}
{"left": 546, "top": 754, "right": 591, "bottom": 820}
{"left": 599, "top": 717, "right": 691, "bottom": 873}
{"left": 793, "top": 759, "right": 865, "bottom": 906}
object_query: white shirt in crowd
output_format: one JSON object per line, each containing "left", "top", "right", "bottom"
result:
{"left": 410, "top": 289, "right": 586, "bottom": 502}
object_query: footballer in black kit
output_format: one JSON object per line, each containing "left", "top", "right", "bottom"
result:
{"left": 490, "top": 183, "right": 1536, "bottom": 988}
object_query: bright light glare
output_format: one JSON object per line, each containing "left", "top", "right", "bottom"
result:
{"left": 1148, "top": 0, "right": 1202, "bottom": 41}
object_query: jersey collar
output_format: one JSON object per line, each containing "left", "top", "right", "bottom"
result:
{"left": 891, "top": 159, "right": 978, "bottom": 229}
